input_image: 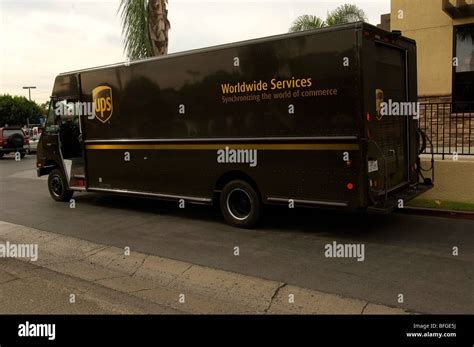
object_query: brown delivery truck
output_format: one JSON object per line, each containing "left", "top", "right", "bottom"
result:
{"left": 37, "top": 22, "right": 433, "bottom": 228}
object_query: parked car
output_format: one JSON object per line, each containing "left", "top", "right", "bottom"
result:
{"left": 0, "top": 127, "right": 29, "bottom": 158}
{"left": 28, "top": 137, "right": 39, "bottom": 154}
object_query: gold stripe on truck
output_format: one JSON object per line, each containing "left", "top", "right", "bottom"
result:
{"left": 86, "top": 143, "right": 359, "bottom": 151}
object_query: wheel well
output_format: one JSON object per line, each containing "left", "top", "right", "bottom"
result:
{"left": 214, "top": 171, "right": 262, "bottom": 201}
{"left": 41, "top": 160, "right": 60, "bottom": 176}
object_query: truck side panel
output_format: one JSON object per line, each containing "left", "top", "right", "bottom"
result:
{"left": 78, "top": 27, "right": 364, "bottom": 207}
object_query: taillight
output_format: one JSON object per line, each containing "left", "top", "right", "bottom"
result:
{"left": 24, "top": 136, "right": 29, "bottom": 145}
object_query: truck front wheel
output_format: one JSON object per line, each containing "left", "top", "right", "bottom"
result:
{"left": 220, "top": 180, "right": 260, "bottom": 228}
{"left": 48, "top": 168, "right": 73, "bottom": 202}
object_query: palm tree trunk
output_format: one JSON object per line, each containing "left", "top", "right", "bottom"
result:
{"left": 147, "top": 0, "right": 170, "bottom": 56}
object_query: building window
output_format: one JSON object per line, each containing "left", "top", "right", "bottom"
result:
{"left": 453, "top": 24, "right": 474, "bottom": 110}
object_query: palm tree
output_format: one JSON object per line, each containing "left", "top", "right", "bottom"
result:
{"left": 289, "top": 15, "right": 325, "bottom": 32}
{"left": 326, "top": 4, "right": 367, "bottom": 26}
{"left": 289, "top": 4, "right": 367, "bottom": 32}
{"left": 119, "top": 0, "right": 171, "bottom": 60}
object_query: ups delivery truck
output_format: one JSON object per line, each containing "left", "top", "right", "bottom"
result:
{"left": 37, "top": 22, "right": 433, "bottom": 228}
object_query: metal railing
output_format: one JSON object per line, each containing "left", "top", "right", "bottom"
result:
{"left": 418, "top": 102, "right": 474, "bottom": 159}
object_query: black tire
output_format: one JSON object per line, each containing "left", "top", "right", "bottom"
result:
{"left": 0, "top": 152, "right": 4, "bottom": 158}
{"left": 48, "top": 168, "right": 73, "bottom": 202}
{"left": 20, "top": 151, "right": 26, "bottom": 158}
{"left": 220, "top": 179, "right": 260, "bottom": 228}
{"left": 8, "top": 133, "right": 24, "bottom": 148}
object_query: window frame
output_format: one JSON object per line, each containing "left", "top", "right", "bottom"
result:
{"left": 452, "top": 23, "right": 474, "bottom": 111}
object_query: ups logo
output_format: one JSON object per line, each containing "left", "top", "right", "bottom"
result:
{"left": 92, "top": 86, "right": 113, "bottom": 123}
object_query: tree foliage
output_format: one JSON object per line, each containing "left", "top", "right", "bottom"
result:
{"left": 119, "top": 0, "right": 152, "bottom": 59}
{"left": 0, "top": 95, "right": 44, "bottom": 127}
{"left": 289, "top": 15, "right": 325, "bottom": 32}
{"left": 326, "top": 4, "right": 367, "bottom": 26}
{"left": 289, "top": 4, "right": 367, "bottom": 32}
{"left": 118, "top": 0, "right": 170, "bottom": 60}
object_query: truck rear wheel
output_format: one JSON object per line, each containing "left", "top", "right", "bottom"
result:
{"left": 220, "top": 180, "right": 260, "bottom": 228}
{"left": 48, "top": 168, "right": 73, "bottom": 202}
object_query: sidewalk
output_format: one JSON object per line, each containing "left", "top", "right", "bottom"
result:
{"left": 419, "top": 157, "right": 474, "bottom": 204}
{"left": 0, "top": 221, "right": 408, "bottom": 314}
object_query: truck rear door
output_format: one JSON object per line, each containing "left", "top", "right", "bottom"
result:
{"left": 372, "top": 43, "right": 409, "bottom": 190}
{"left": 364, "top": 35, "right": 413, "bottom": 206}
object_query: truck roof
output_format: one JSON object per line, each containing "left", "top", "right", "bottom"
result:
{"left": 58, "top": 21, "right": 414, "bottom": 77}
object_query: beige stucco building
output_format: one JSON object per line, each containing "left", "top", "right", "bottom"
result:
{"left": 379, "top": 0, "right": 474, "bottom": 103}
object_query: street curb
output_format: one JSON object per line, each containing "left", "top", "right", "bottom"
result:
{"left": 0, "top": 221, "right": 410, "bottom": 314}
{"left": 400, "top": 207, "right": 474, "bottom": 220}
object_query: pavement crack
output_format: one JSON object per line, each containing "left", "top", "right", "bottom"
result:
{"left": 165, "top": 264, "right": 193, "bottom": 288}
{"left": 264, "top": 282, "right": 287, "bottom": 313}
{"left": 131, "top": 255, "right": 148, "bottom": 277}
{"left": 0, "top": 277, "right": 21, "bottom": 285}
{"left": 129, "top": 286, "right": 162, "bottom": 294}
{"left": 180, "top": 264, "right": 193, "bottom": 276}
{"left": 83, "top": 246, "right": 110, "bottom": 260}
{"left": 361, "top": 301, "right": 370, "bottom": 314}
{"left": 93, "top": 275, "right": 129, "bottom": 282}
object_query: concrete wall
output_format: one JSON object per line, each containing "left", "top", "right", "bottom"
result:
{"left": 420, "top": 157, "right": 474, "bottom": 203}
{"left": 390, "top": 0, "right": 474, "bottom": 98}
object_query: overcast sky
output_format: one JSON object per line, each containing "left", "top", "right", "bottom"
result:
{"left": 0, "top": 0, "right": 390, "bottom": 103}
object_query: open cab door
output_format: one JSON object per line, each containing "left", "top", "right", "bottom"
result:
{"left": 56, "top": 99, "right": 86, "bottom": 190}
{"left": 40, "top": 98, "right": 86, "bottom": 191}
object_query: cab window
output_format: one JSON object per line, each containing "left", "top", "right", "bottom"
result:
{"left": 45, "top": 100, "right": 58, "bottom": 133}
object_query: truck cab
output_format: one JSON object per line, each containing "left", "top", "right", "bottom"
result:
{"left": 37, "top": 96, "right": 85, "bottom": 201}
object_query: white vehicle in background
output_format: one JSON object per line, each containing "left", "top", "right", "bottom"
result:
{"left": 27, "top": 126, "right": 42, "bottom": 154}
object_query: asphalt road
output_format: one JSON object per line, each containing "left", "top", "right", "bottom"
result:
{"left": 1, "top": 154, "right": 473, "bottom": 313}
